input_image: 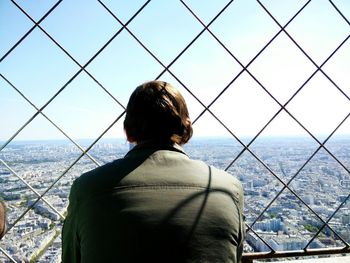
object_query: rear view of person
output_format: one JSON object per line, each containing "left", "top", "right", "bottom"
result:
{"left": 62, "top": 81, "right": 245, "bottom": 262}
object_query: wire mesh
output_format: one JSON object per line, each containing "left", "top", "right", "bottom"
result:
{"left": 0, "top": 0, "right": 349, "bottom": 261}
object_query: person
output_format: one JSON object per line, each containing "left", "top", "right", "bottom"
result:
{"left": 62, "top": 81, "right": 245, "bottom": 262}
{"left": 0, "top": 201, "right": 6, "bottom": 240}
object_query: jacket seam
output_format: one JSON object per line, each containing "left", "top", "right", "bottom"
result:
{"left": 111, "top": 184, "right": 241, "bottom": 202}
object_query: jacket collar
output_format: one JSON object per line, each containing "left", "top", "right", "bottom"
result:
{"left": 125, "top": 141, "right": 187, "bottom": 157}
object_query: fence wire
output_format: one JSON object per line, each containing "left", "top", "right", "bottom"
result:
{"left": 0, "top": 0, "right": 349, "bottom": 261}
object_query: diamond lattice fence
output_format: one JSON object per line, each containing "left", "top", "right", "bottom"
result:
{"left": 0, "top": 0, "right": 350, "bottom": 262}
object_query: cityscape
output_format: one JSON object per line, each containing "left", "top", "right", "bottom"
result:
{"left": 0, "top": 136, "right": 349, "bottom": 262}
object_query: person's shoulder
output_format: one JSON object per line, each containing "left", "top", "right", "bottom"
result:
{"left": 210, "top": 165, "right": 242, "bottom": 185}
{"left": 80, "top": 159, "right": 123, "bottom": 182}
{"left": 71, "top": 158, "right": 124, "bottom": 197}
{"left": 211, "top": 165, "right": 242, "bottom": 185}
{"left": 186, "top": 157, "right": 241, "bottom": 185}
{"left": 203, "top": 163, "right": 244, "bottom": 202}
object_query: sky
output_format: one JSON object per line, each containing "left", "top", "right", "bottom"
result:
{"left": 0, "top": 0, "right": 350, "bottom": 143}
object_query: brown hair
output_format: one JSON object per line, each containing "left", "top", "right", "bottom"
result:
{"left": 124, "top": 81, "right": 193, "bottom": 145}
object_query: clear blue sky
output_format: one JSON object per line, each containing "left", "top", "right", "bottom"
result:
{"left": 0, "top": 0, "right": 349, "bottom": 142}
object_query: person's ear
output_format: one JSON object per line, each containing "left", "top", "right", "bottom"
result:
{"left": 125, "top": 129, "right": 136, "bottom": 143}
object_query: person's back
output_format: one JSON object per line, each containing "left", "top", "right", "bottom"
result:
{"left": 62, "top": 81, "right": 245, "bottom": 262}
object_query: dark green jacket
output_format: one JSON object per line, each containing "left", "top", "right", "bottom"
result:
{"left": 62, "top": 143, "right": 244, "bottom": 262}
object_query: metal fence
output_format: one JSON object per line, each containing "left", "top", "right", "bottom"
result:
{"left": 0, "top": 0, "right": 349, "bottom": 262}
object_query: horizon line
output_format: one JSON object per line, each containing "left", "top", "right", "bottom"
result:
{"left": 1, "top": 133, "right": 350, "bottom": 144}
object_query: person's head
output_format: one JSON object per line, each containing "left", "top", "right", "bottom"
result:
{"left": 124, "top": 81, "right": 193, "bottom": 145}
